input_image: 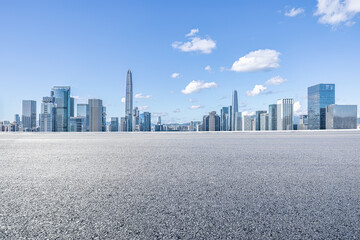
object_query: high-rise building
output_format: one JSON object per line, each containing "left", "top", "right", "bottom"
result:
{"left": 102, "top": 106, "right": 107, "bottom": 132}
{"left": 110, "top": 117, "right": 119, "bottom": 132}
{"left": 202, "top": 115, "right": 209, "bottom": 131}
{"left": 260, "top": 113, "right": 269, "bottom": 131}
{"left": 132, "top": 107, "right": 140, "bottom": 131}
{"left": 234, "top": 112, "right": 242, "bottom": 131}
{"left": 308, "top": 84, "right": 335, "bottom": 130}
{"left": 326, "top": 104, "right": 357, "bottom": 129}
{"left": 69, "top": 117, "right": 86, "bottom": 132}
{"left": 70, "top": 97, "right": 75, "bottom": 117}
{"left": 242, "top": 115, "right": 252, "bottom": 131}
{"left": 231, "top": 90, "right": 238, "bottom": 131}
{"left": 140, "top": 112, "right": 151, "bottom": 131}
{"left": 22, "top": 100, "right": 37, "bottom": 131}
{"left": 268, "top": 104, "right": 277, "bottom": 130}
{"left": 220, "top": 107, "right": 229, "bottom": 131}
{"left": 208, "top": 111, "right": 220, "bottom": 131}
{"left": 256, "top": 111, "right": 267, "bottom": 131}
{"left": 14, "top": 114, "right": 20, "bottom": 125}
{"left": 77, "top": 104, "right": 89, "bottom": 131}
{"left": 125, "top": 70, "right": 133, "bottom": 131}
{"left": 40, "top": 96, "right": 56, "bottom": 132}
{"left": 120, "top": 117, "right": 127, "bottom": 132}
{"left": 88, "top": 99, "right": 103, "bottom": 132}
{"left": 277, "top": 98, "right": 294, "bottom": 130}
{"left": 52, "top": 86, "right": 71, "bottom": 132}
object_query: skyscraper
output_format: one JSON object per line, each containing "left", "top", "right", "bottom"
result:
{"left": 14, "top": 114, "right": 20, "bottom": 125}
{"left": 132, "top": 107, "right": 140, "bottom": 131}
{"left": 256, "top": 110, "right": 267, "bottom": 131}
{"left": 208, "top": 111, "right": 220, "bottom": 131}
{"left": 277, "top": 98, "right": 294, "bottom": 130}
{"left": 231, "top": 90, "right": 238, "bottom": 131}
{"left": 110, "top": 117, "right": 119, "bottom": 132}
{"left": 140, "top": 112, "right": 151, "bottom": 131}
{"left": 39, "top": 96, "right": 56, "bottom": 132}
{"left": 77, "top": 104, "right": 89, "bottom": 131}
{"left": 268, "top": 104, "right": 277, "bottom": 130}
{"left": 88, "top": 99, "right": 103, "bottom": 132}
{"left": 242, "top": 115, "right": 252, "bottom": 131}
{"left": 326, "top": 104, "right": 357, "bottom": 129}
{"left": 308, "top": 84, "right": 335, "bottom": 130}
{"left": 234, "top": 112, "right": 242, "bottom": 131}
{"left": 70, "top": 97, "right": 75, "bottom": 117}
{"left": 125, "top": 70, "right": 133, "bottom": 131}
{"left": 102, "top": 106, "right": 107, "bottom": 132}
{"left": 52, "top": 86, "right": 71, "bottom": 132}
{"left": 22, "top": 100, "right": 36, "bottom": 131}
{"left": 260, "top": 113, "right": 269, "bottom": 131}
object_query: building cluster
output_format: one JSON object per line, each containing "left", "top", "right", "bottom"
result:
{"left": 0, "top": 78, "right": 359, "bottom": 133}
{"left": 197, "top": 84, "right": 358, "bottom": 132}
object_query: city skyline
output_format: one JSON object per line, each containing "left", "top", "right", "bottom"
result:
{"left": 1, "top": 1, "right": 360, "bottom": 123}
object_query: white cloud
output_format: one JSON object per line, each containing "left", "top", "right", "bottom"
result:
{"left": 189, "top": 105, "right": 203, "bottom": 110}
{"left": 315, "top": 0, "right": 360, "bottom": 26}
{"left": 219, "top": 66, "right": 226, "bottom": 72}
{"left": 135, "top": 93, "right": 152, "bottom": 99}
{"left": 121, "top": 97, "right": 125, "bottom": 103}
{"left": 265, "top": 76, "right": 288, "bottom": 86}
{"left": 205, "top": 65, "right": 212, "bottom": 72}
{"left": 70, "top": 95, "right": 82, "bottom": 100}
{"left": 171, "top": 73, "right": 180, "bottom": 78}
{"left": 185, "top": 28, "right": 199, "bottom": 37}
{"left": 172, "top": 30, "right": 216, "bottom": 54}
{"left": 138, "top": 105, "right": 149, "bottom": 111}
{"left": 189, "top": 98, "right": 197, "bottom": 103}
{"left": 181, "top": 80, "right": 218, "bottom": 94}
{"left": 294, "top": 101, "right": 306, "bottom": 115}
{"left": 231, "top": 49, "right": 281, "bottom": 72}
{"left": 246, "top": 85, "right": 267, "bottom": 96}
{"left": 285, "top": 8, "right": 305, "bottom": 17}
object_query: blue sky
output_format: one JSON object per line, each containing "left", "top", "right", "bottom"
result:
{"left": 1, "top": 0, "right": 360, "bottom": 123}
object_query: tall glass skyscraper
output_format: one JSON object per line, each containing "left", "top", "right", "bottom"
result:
{"left": 268, "top": 104, "right": 277, "bottom": 130}
{"left": 277, "top": 98, "right": 294, "bottom": 130}
{"left": 40, "top": 96, "right": 56, "bottom": 132}
{"left": 326, "top": 104, "right": 357, "bottom": 129}
{"left": 52, "top": 86, "right": 71, "bottom": 132}
{"left": 88, "top": 99, "right": 103, "bottom": 132}
{"left": 77, "top": 103, "right": 89, "bottom": 131}
{"left": 256, "top": 110, "right": 267, "bottom": 131}
{"left": 220, "top": 106, "right": 230, "bottom": 131}
{"left": 308, "top": 84, "right": 335, "bottom": 130}
{"left": 125, "top": 70, "right": 133, "bottom": 131}
{"left": 22, "top": 100, "right": 37, "bottom": 131}
{"left": 140, "top": 112, "right": 151, "bottom": 131}
{"left": 231, "top": 90, "right": 238, "bottom": 131}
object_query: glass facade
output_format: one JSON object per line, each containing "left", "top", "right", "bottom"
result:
{"left": 326, "top": 104, "right": 357, "bottom": 129}
{"left": 77, "top": 104, "right": 89, "bottom": 131}
{"left": 308, "top": 84, "right": 335, "bottom": 130}
{"left": 231, "top": 90, "right": 238, "bottom": 131}
{"left": 268, "top": 104, "right": 277, "bottom": 130}
{"left": 70, "top": 117, "right": 86, "bottom": 132}
{"left": 88, "top": 99, "right": 103, "bottom": 132}
{"left": 256, "top": 111, "right": 266, "bottom": 131}
{"left": 22, "top": 100, "right": 37, "bottom": 131}
{"left": 52, "top": 86, "right": 71, "bottom": 132}
{"left": 140, "top": 112, "right": 151, "bottom": 131}
{"left": 260, "top": 113, "right": 269, "bottom": 131}
{"left": 110, "top": 117, "right": 119, "bottom": 132}
{"left": 277, "top": 98, "right": 294, "bottom": 130}
{"left": 40, "top": 97, "right": 56, "bottom": 132}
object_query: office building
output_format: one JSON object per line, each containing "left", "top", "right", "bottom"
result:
{"left": 120, "top": 117, "right": 127, "bottom": 132}
{"left": 202, "top": 115, "right": 209, "bottom": 131}
{"left": 132, "top": 107, "right": 140, "bottom": 132}
{"left": 277, "top": 98, "right": 294, "bottom": 130}
{"left": 268, "top": 104, "right": 277, "bottom": 130}
{"left": 110, "top": 117, "right": 119, "bottom": 132}
{"left": 22, "top": 100, "right": 36, "bottom": 131}
{"left": 220, "top": 107, "right": 229, "bottom": 131}
{"left": 308, "top": 84, "right": 335, "bottom": 130}
{"left": 256, "top": 111, "right": 267, "bottom": 131}
{"left": 208, "top": 111, "right": 220, "bottom": 131}
{"left": 234, "top": 112, "right": 242, "bottom": 131}
{"left": 125, "top": 70, "right": 133, "bottom": 131}
{"left": 14, "top": 114, "right": 20, "bottom": 125}
{"left": 140, "top": 112, "right": 151, "bottom": 131}
{"left": 39, "top": 96, "right": 56, "bottom": 132}
{"left": 88, "top": 99, "right": 103, "bottom": 132}
{"left": 52, "top": 86, "right": 71, "bottom": 132}
{"left": 231, "top": 90, "right": 238, "bottom": 131}
{"left": 70, "top": 117, "right": 86, "bottom": 132}
{"left": 326, "top": 104, "right": 357, "bottom": 129}
{"left": 102, "top": 106, "right": 107, "bottom": 132}
{"left": 260, "top": 113, "right": 269, "bottom": 131}
{"left": 77, "top": 104, "right": 89, "bottom": 131}
{"left": 70, "top": 97, "right": 75, "bottom": 117}
{"left": 242, "top": 115, "right": 252, "bottom": 131}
